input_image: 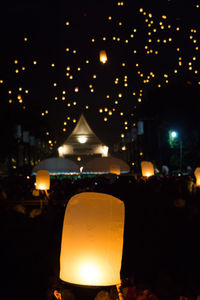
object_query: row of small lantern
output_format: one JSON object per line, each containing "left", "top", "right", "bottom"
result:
{"left": 140, "top": 161, "right": 200, "bottom": 187}
{"left": 35, "top": 162, "right": 200, "bottom": 193}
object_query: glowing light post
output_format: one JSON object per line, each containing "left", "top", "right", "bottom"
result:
{"left": 169, "top": 130, "right": 183, "bottom": 172}
{"left": 58, "top": 192, "right": 125, "bottom": 299}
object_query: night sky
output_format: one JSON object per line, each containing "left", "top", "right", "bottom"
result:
{"left": 1, "top": 0, "right": 200, "bottom": 149}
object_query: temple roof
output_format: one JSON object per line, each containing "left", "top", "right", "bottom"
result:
{"left": 58, "top": 114, "right": 108, "bottom": 157}
{"left": 62, "top": 114, "right": 103, "bottom": 145}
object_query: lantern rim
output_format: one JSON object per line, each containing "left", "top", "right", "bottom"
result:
{"left": 59, "top": 278, "right": 119, "bottom": 288}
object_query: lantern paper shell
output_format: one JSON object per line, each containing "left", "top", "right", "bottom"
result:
{"left": 194, "top": 167, "right": 200, "bottom": 186}
{"left": 59, "top": 192, "right": 125, "bottom": 286}
{"left": 36, "top": 170, "right": 50, "bottom": 190}
{"left": 141, "top": 161, "right": 155, "bottom": 177}
{"left": 99, "top": 50, "right": 108, "bottom": 64}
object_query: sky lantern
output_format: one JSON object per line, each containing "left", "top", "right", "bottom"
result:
{"left": 99, "top": 50, "right": 108, "bottom": 64}
{"left": 194, "top": 167, "right": 200, "bottom": 186}
{"left": 141, "top": 161, "right": 155, "bottom": 177}
{"left": 35, "top": 170, "right": 50, "bottom": 190}
{"left": 59, "top": 192, "right": 125, "bottom": 286}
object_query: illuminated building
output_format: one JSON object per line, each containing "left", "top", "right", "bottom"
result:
{"left": 58, "top": 114, "right": 109, "bottom": 165}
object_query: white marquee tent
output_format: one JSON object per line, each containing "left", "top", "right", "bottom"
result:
{"left": 82, "top": 156, "right": 130, "bottom": 175}
{"left": 32, "top": 157, "right": 80, "bottom": 175}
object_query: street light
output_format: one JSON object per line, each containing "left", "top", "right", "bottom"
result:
{"left": 171, "top": 131, "right": 177, "bottom": 138}
{"left": 169, "top": 130, "right": 183, "bottom": 172}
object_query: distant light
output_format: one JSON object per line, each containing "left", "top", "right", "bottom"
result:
{"left": 74, "top": 87, "right": 79, "bottom": 92}
{"left": 78, "top": 136, "right": 87, "bottom": 144}
{"left": 102, "top": 146, "right": 109, "bottom": 157}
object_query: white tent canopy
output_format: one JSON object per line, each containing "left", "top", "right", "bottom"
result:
{"left": 32, "top": 157, "right": 80, "bottom": 175}
{"left": 82, "top": 156, "right": 130, "bottom": 175}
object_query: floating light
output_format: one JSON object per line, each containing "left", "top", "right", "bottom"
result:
{"left": 141, "top": 161, "right": 155, "bottom": 177}
{"left": 36, "top": 170, "right": 50, "bottom": 190}
{"left": 99, "top": 50, "right": 108, "bottom": 64}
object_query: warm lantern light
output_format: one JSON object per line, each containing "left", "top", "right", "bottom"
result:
{"left": 141, "top": 161, "right": 155, "bottom": 177}
{"left": 99, "top": 50, "right": 108, "bottom": 64}
{"left": 36, "top": 170, "right": 50, "bottom": 190}
{"left": 194, "top": 167, "right": 200, "bottom": 186}
{"left": 110, "top": 165, "right": 120, "bottom": 175}
{"left": 59, "top": 192, "right": 125, "bottom": 286}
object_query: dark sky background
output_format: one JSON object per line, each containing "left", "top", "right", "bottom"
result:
{"left": 0, "top": 0, "right": 200, "bottom": 148}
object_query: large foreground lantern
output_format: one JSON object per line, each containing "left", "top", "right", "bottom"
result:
{"left": 59, "top": 192, "right": 125, "bottom": 286}
{"left": 36, "top": 170, "right": 50, "bottom": 190}
{"left": 194, "top": 167, "right": 200, "bottom": 186}
{"left": 141, "top": 161, "right": 155, "bottom": 177}
{"left": 99, "top": 50, "right": 108, "bottom": 64}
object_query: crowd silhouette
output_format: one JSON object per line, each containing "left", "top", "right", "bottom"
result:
{"left": 0, "top": 172, "right": 200, "bottom": 300}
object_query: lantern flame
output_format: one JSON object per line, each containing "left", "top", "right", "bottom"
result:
{"left": 145, "top": 172, "right": 151, "bottom": 178}
{"left": 79, "top": 261, "right": 101, "bottom": 284}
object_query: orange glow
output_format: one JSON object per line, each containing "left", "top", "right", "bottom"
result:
{"left": 60, "top": 192, "right": 125, "bottom": 286}
{"left": 99, "top": 50, "right": 108, "bottom": 64}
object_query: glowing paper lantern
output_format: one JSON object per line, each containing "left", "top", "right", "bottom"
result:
{"left": 141, "top": 161, "right": 155, "bottom": 177}
{"left": 194, "top": 167, "right": 200, "bottom": 186}
{"left": 60, "top": 192, "right": 125, "bottom": 286}
{"left": 36, "top": 170, "right": 50, "bottom": 190}
{"left": 99, "top": 50, "right": 108, "bottom": 64}
{"left": 110, "top": 165, "right": 120, "bottom": 175}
